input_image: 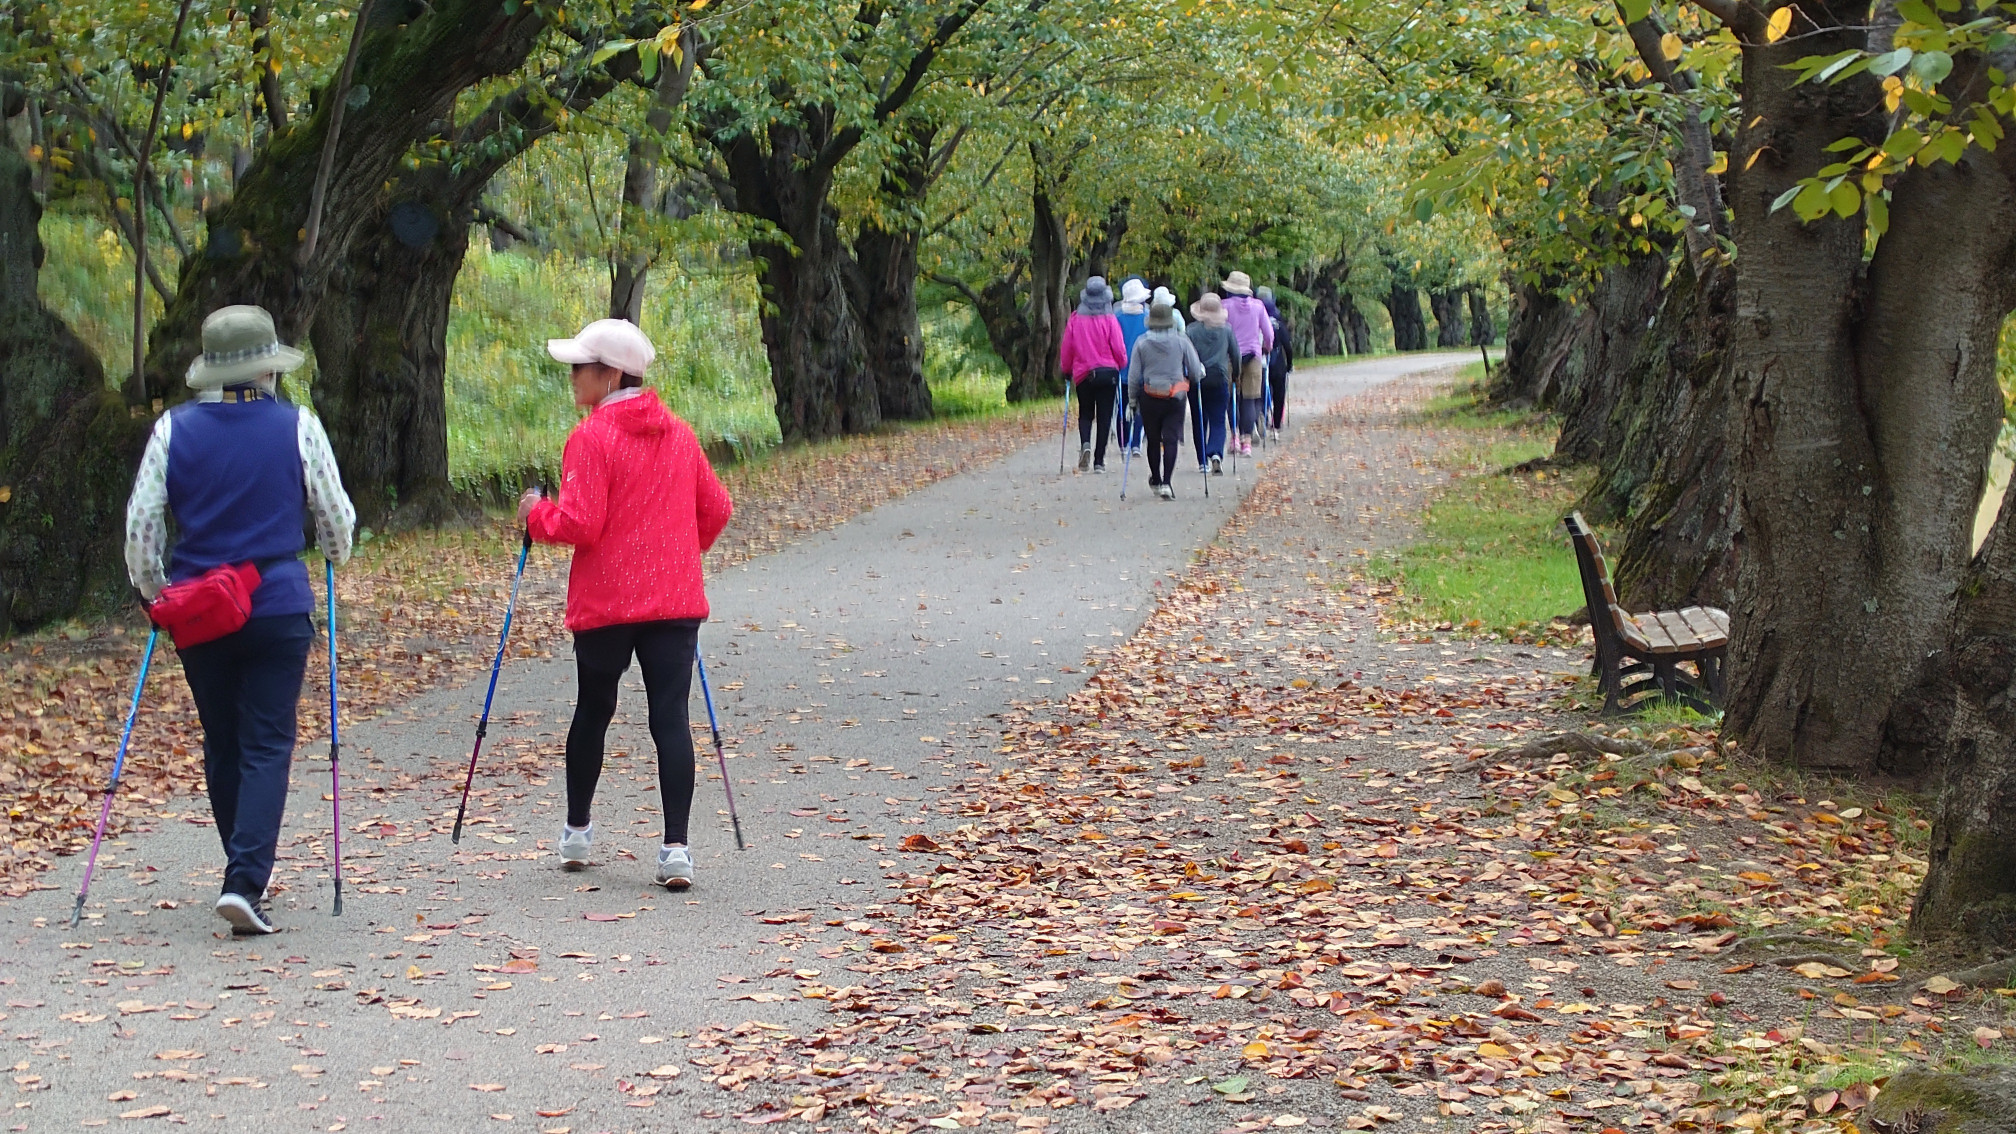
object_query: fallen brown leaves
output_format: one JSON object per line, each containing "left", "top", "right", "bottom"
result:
{"left": 0, "top": 405, "right": 1048, "bottom": 896}
{"left": 666, "top": 379, "right": 2003, "bottom": 1134}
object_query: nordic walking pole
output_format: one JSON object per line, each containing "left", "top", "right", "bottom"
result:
{"left": 326, "top": 559, "right": 345, "bottom": 915}
{"left": 71, "top": 627, "right": 158, "bottom": 928}
{"left": 1058, "top": 382, "right": 1073, "bottom": 475}
{"left": 452, "top": 512, "right": 534, "bottom": 844}
{"left": 1119, "top": 410, "right": 1135, "bottom": 501}
{"left": 694, "top": 647, "right": 746, "bottom": 851}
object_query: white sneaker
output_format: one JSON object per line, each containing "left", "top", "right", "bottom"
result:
{"left": 215, "top": 892, "right": 276, "bottom": 936}
{"left": 559, "top": 823, "right": 592, "bottom": 870}
{"left": 1158, "top": 483, "right": 1174, "bottom": 500}
{"left": 656, "top": 845, "right": 695, "bottom": 889}
{"left": 1211, "top": 455, "right": 1223, "bottom": 475}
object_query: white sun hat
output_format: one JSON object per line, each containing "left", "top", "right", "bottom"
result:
{"left": 547, "top": 318, "right": 656, "bottom": 378}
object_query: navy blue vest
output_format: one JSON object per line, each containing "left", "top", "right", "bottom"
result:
{"left": 166, "top": 392, "right": 310, "bottom": 618}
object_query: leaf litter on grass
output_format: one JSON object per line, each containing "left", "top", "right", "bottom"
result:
{"left": 660, "top": 377, "right": 2011, "bottom": 1134}
{"left": 0, "top": 407, "right": 1049, "bottom": 898}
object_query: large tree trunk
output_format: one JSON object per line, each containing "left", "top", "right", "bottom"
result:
{"left": 1428, "top": 288, "right": 1466, "bottom": 347}
{"left": 1004, "top": 165, "right": 1070, "bottom": 403}
{"left": 1467, "top": 286, "right": 1495, "bottom": 346}
{"left": 1308, "top": 266, "right": 1344, "bottom": 356}
{"left": 1552, "top": 251, "right": 1669, "bottom": 464}
{"left": 309, "top": 170, "right": 483, "bottom": 532}
{"left": 309, "top": 62, "right": 633, "bottom": 531}
{"left": 710, "top": 118, "right": 877, "bottom": 441}
{"left": 849, "top": 222, "right": 932, "bottom": 421}
{"left": 844, "top": 122, "right": 934, "bottom": 422}
{"left": 1723, "top": 14, "right": 2016, "bottom": 774}
{"left": 0, "top": 134, "right": 150, "bottom": 632}
{"left": 140, "top": 0, "right": 546, "bottom": 401}
{"left": 1072, "top": 201, "right": 1128, "bottom": 287}
{"left": 1582, "top": 257, "right": 1736, "bottom": 611}
{"left": 1890, "top": 494, "right": 2016, "bottom": 944}
{"left": 1383, "top": 285, "right": 1426, "bottom": 351}
{"left": 1343, "top": 300, "right": 1372, "bottom": 355}
{"left": 1493, "top": 281, "right": 1580, "bottom": 406}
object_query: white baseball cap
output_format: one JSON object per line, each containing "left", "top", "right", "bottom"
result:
{"left": 547, "top": 318, "right": 656, "bottom": 377}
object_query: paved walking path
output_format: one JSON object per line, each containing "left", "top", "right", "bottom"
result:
{"left": 8, "top": 353, "right": 1476, "bottom": 1133}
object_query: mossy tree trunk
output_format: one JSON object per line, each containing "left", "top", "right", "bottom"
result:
{"left": 1428, "top": 288, "right": 1466, "bottom": 347}
{"left": 1343, "top": 300, "right": 1372, "bottom": 355}
{"left": 1581, "top": 258, "right": 1735, "bottom": 611}
{"left": 308, "top": 64, "right": 632, "bottom": 532}
{"left": 844, "top": 122, "right": 937, "bottom": 422}
{"left": 140, "top": 0, "right": 546, "bottom": 402}
{"left": 0, "top": 135, "right": 150, "bottom": 632}
{"left": 1383, "top": 284, "right": 1426, "bottom": 351}
{"left": 1467, "top": 286, "right": 1495, "bottom": 346}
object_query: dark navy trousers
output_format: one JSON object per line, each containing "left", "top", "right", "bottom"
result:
{"left": 179, "top": 614, "right": 312, "bottom": 900}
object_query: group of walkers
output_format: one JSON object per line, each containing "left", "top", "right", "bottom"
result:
{"left": 1057, "top": 270, "right": 1293, "bottom": 497}
{"left": 118, "top": 306, "right": 728, "bottom": 935}
{"left": 101, "top": 275, "right": 1296, "bottom": 938}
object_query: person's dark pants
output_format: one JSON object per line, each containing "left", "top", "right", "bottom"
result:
{"left": 1239, "top": 396, "right": 1264, "bottom": 438}
{"left": 1269, "top": 361, "right": 1290, "bottom": 429}
{"left": 180, "top": 614, "right": 313, "bottom": 900}
{"left": 1199, "top": 377, "right": 1231, "bottom": 460}
{"left": 1139, "top": 395, "right": 1185, "bottom": 487}
{"left": 1076, "top": 369, "right": 1119, "bottom": 467}
{"left": 567, "top": 619, "right": 700, "bottom": 844}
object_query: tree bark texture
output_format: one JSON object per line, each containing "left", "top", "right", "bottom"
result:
{"left": 1467, "top": 286, "right": 1495, "bottom": 346}
{"left": 140, "top": 0, "right": 546, "bottom": 402}
{"left": 1343, "top": 300, "right": 1372, "bottom": 355}
{"left": 308, "top": 170, "right": 479, "bottom": 533}
{"left": 706, "top": 116, "right": 878, "bottom": 440}
{"left": 1428, "top": 288, "right": 1466, "bottom": 347}
{"left": 843, "top": 123, "right": 936, "bottom": 422}
{"left": 308, "top": 57, "right": 632, "bottom": 532}
{"left": 1583, "top": 258, "right": 1736, "bottom": 611}
{"left": 1493, "top": 281, "right": 1579, "bottom": 406}
{"left": 1384, "top": 285, "right": 1426, "bottom": 351}
{"left": 1723, "top": 14, "right": 2016, "bottom": 774}
{"left": 1551, "top": 251, "right": 1669, "bottom": 465}
{"left": 0, "top": 137, "right": 150, "bottom": 632}
{"left": 1307, "top": 264, "right": 1344, "bottom": 356}
{"left": 1883, "top": 489, "right": 2016, "bottom": 942}
{"left": 1009, "top": 167, "right": 1071, "bottom": 403}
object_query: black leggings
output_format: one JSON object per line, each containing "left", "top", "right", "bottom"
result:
{"left": 1139, "top": 395, "right": 1185, "bottom": 486}
{"left": 1076, "top": 370, "right": 1119, "bottom": 465}
{"left": 566, "top": 619, "right": 700, "bottom": 843}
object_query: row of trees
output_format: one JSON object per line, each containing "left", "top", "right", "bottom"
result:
{"left": 1398, "top": 0, "right": 2016, "bottom": 945}
{"left": 0, "top": 0, "right": 1502, "bottom": 631}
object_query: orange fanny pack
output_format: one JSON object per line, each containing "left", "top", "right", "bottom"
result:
{"left": 149, "top": 562, "right": 263, "bottom": 649}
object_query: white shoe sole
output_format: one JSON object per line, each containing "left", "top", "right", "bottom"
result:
{"left": 658, "top": 875, "right": 693, "bottom": 890}
{"left": 215, "top": 895, "right": 274, "bottom": 935}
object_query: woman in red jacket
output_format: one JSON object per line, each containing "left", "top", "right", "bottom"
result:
{"left": 517, "top": 319, "right": 733, "bottom": 889}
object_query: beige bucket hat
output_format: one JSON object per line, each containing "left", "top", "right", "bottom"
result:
{"left": 185, "top": 305, "right": 306, "bottom": 390}
{"left": 1190, "top": 292, "right": 1228, "bottom": 326}
{"left": 1221, "top": 270, "right": 1254, "bottom": 296}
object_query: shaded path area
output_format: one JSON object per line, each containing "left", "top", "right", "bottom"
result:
{"left": 6, "top": 353, "right": 1478, "bottom": 1131}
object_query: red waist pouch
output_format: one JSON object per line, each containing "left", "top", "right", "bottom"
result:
{"left": 149, "top": 562, "right": 263, "bottom": 649}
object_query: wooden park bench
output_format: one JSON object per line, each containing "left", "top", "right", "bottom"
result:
{"left": 1563, "top": 512, "right": 1728, "bottom": 714}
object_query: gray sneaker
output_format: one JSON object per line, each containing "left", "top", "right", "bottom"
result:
{"left": 559, "top": 823, "right": 593, "bottom": 870}
{"left": 215, "top": 892, "right": 276, "bottom": 936}
{"left": 1078, "top": 444, "right": 1091, "bottom": 472}
{"left": 656, "top": 845, "right": 695, "bottom": 890}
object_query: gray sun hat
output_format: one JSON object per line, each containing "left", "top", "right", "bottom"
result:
{"left": 1147, "top": 301, "right": 1176, "bottom": 330}
{"left": 1077, "top": 276, "right": 1114, "bottom": 317}
{"left": 185, "top": 305, "right": 306, "bottom": 390}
